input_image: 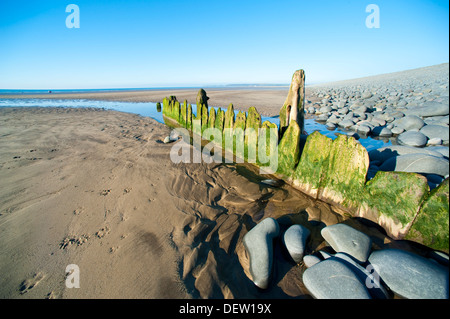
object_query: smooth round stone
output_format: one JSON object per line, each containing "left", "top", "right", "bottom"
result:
{"left": 321, "top": 224, "right": 372, "bottom": 263}
{"left": 338, "top": 119, "right": 355, "bottom": 129}
{"left": 368, "top": 249, "right": 449, "bottom": 299}
{"left": 303, "top": 258, "right": 372, "bottom": 299}
{"left": 303, "top": 255, "right": 322, "bottom": 268}
{"left": 405, "top": 102, "right": 449, "bottom": 117}
{"left": 379, "top": 153, "right": 449, "bottom": 177}
{"left": 428, "top": 146, "right": 449, "bottom": 158}
{"left": 395, "top": 115, "right": 425, "bottom": 130}
{"left": 427, "top": 137, "right": 443, "bottom": 146}
{"left": 391, "top": 126, "right": 405, "bottom": 135}
{"left": 243, "top": 217, "right": 280, "bottom": 289}
{"left": 163, "top": 136, "right": 171, "bottom": 144}
{"left": 397, "top": 131, "right": 428, "bottom": 147}
{"left": 368, "top": 145, "right": 444, "bottom": 163}
{"left": 372, "top": 126, "right": 392, "bottom": 137}
{"left": 420, "top": 124, "right": 449, "bottom": 143}
{"left": 283, "top": 224, "right": 310, "bottom": 263}
{"left": 356, "top": 125, "right": 371, "bottom": 135}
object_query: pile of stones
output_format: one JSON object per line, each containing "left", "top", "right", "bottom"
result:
{"left": 243, "top": 217, "right": 449, "bottom": 299}
{"left": 305, "top": 64, "right": 449, "bottom": 187}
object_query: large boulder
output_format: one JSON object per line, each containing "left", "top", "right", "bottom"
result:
{"left": 379, "top": 153, "right": 449, "bottom": 177}
{"left": 405, "top": 102, "right": 449, "bottom": 118}
{"left": 394, "top": 115, "right": 425, "bottom": 131}
{"left": 303, "top": 258, "right": 372, "bottom": 299}
{"left": 321, "top": 223, "right": 372, "bottom": 263}
{"left": 397, "top": 131, "right": 428, "bottom": 147}
{"left": 420, "top": 124, "right": 449, "bottom": 143}
{"left": 368, "top": 145, "right": 444, "bottom": 164}
{"left": 368, "top": 249, "right": 449, "bottom": 299}
{"left": 242, "top": 218, "right": 280, "bottom": 289}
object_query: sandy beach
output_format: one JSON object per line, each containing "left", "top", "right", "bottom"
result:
{"left": 0, "top": 105, "right": 433, "bottom": 299}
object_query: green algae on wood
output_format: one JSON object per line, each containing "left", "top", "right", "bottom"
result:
{"left": 179, "top": 100, "right": 188, "bottom": 128}
{"left": 318, "top": 134, "right": 369, "bottom": 209}
{"left": 276, "top": 121, "right": 301, "bottom": 178}
{"left": 293, "top": 131, "right": 333, "bottom": 199}
{"left": 359, "top": 171, "right": 430, "bottom": 240}
{"left": 215, "top": 108, "right": 225, "bottom": 132}
{"left": 208, "top": 107, "right": 216, "bottom": 129}
{"left": 187, "top": 104, "right": 193, "bottom": 130}
{"left": 233, "top": 111, "right": 247, "bottom": 160}
{"left": 257, "top": 121, "right": 279, "bottom": 173}
{"left": 245, "top": 107, "right": 262, "bottom": 162}
{"left": 406, "top": 178, "right": 449, "bottom": 251}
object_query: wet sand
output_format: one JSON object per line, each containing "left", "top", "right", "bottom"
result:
{"left": 0, "top": 107, "right": 430, "bottom": 299}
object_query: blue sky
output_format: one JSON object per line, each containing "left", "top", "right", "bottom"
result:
{"left": 0, "top": 0, "right": 448, "bottom": 89}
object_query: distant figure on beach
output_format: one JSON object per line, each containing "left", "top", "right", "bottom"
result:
{"left": 48, "top": 90, "right": 52, "bottom": 94}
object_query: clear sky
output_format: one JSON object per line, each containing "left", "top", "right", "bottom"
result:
{"left": 0, "top": 0, "right": 448, "bottom": 89}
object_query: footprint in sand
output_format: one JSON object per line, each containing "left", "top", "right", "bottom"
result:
{"left": 19, "top": 272, "right": 45, "bottom": 295}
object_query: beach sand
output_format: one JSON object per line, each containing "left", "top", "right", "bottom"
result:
{"left": 0, "top": 106, "right": 427, "bottom": 299}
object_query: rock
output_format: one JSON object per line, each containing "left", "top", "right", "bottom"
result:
{"left": 397, "top": 131, "right": 428, "bottom": 147}
{"left": 321, "top": 223, "right": 372, "bottom": 263}
{"left": 406, "top": 178, "right": 449, "bottom": 251}
{"left": 163, "top": 136, "right": 171, "bottom": 144}
{"left": 319, "top": 105, "right": 332, "bottom": 113}
{"left": 333, "top": 253, "right": 390, "bottom": 299}
{"left": 303, "top": 258, "right": 372, "bottom": 299}
{"left": 325, "top": 122, "right": 336, "bottom": 130}
{"left": 242, "top": 217, "right": 280, "bottom": 289}
{"left": 368, "top": 249, "right": 449, "bottom": 299}
{"left": 303, "top": 255, "right": 322, "bottom": 268}
{"left": 362, "top": 92, "right": 373, "bottom": 99}
{"left": 372, "top": 127, "right": 392, "bottom": 137}
{"left": 283, "top": 224, "right": 310, "bottom": 263}
{"left": 428, "top": 146, "right": 449, "bottom": 158}
{"left": 420, "top": 124, "right": 449, "bottom": 143}
{"left": 356, "top": 124, "right": 371, "bottom": 135}
{"left": 427, "top": 137, "right": 443, "bottom": 146}
{"left": 391, "top": 126, "right": 404, "bottom": 135}
{"left": 379, "top": 153, "right": 449, "bottom": 177}
{"left": 394, "top": 115, "right": 425, "bottom": 131}
{"left": 368, "top": 145, "right": 444, "bottom": 164}
{"left": 406, "top": 102, "right": 449, "bottom": 118}
{"left": 337, "top": 119, "right": 355, "bottom": 129}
